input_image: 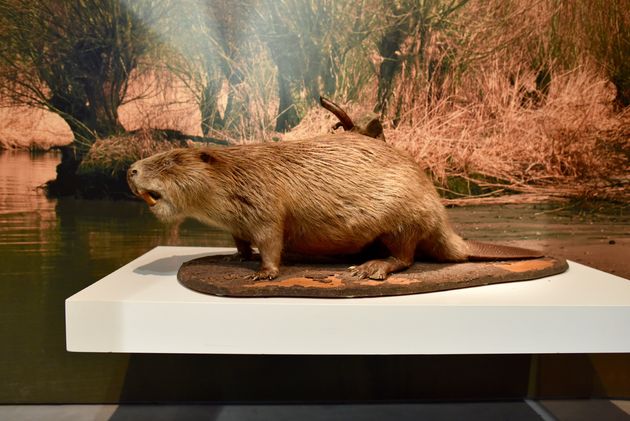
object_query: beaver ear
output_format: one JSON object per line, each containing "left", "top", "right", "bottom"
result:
{"left": 199, "top": 150, "right": 217, "bottom": 164}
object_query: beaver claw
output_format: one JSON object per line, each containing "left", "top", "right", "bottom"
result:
{"left": 249, "top": 268, "right": 279, "bottom": 281}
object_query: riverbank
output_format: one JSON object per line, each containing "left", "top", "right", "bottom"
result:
{"left": 449, "top": 202, "right": 629, "bottom": 279}
{"left": 538, "top": 238, "right": 629, "bottom": 279}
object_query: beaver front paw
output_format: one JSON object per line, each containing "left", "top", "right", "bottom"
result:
{"left": 249, "top": 268, "right": 280, "bottom": 281}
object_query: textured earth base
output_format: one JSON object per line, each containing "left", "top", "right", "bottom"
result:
{"left": 177, "top": 254, "right": 568, "bottom": 298}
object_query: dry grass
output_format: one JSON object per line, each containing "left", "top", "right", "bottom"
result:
{"left": 286, "top": 67, "right": 629, "bottom": 205}
{"left": 395, "top": 70, "right": 629, "bottom": 204}
{"left": 282, "top": 101, "right": 378, "bottom": 141}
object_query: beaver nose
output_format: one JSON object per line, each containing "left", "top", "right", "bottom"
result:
{"left": 128, "top": 166, "right": 139, "bottom": 178}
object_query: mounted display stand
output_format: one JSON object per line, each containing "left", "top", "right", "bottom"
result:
{"left": 177, "top": 254, "right": 568, "bottom": 298}
{"left": 65, "top": 247, "right": 630, "bottom": 355}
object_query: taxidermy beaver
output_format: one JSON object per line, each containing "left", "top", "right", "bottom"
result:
{"left": 127, "top": 98, "right": 541, "bottom": 280}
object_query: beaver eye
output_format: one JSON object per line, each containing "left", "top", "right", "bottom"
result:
{"left": 200, "top": 151, "right": 215, "bottom": 164}
{"left": 161, "top": 156, "right": 181, "bottom": 168}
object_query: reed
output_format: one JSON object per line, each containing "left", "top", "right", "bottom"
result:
{"left": 288, "top": 66, "right": 629, "bottom": 204}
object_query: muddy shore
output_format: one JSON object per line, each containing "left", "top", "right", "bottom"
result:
{"left": 506, "top": 238, "right": 629, "bottom": 279}
{"left": 449, "top": 204, "right": 630, "bottom": 279}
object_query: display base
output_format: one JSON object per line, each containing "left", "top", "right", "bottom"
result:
{"left": 178, "top": 254, "right": 568, "bottom": 298}
{"left": 65, "top": 247, "right": 630, "bottom": 354}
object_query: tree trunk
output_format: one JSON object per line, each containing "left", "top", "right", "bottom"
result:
{"left": 47, "top": 88, "right": 124, "bottom": 196}
{"left": 45, "top": 111, "right": 92, "bottom": 197}
{"left": 222, "top": 71, "right": 243, "bottom": 131}
{"left": 82, "top": 80, "right": 125, "bottom": 138}
{"left": 322, "top": 53, "right": 337, "bottom": 97}
{"left": 612, "top": 76, "right": 630, "bottom": 110}
{"left": 275, "top": 74, "right": 299, "bottom": 132}
{"left": 375, "top": 25, "right": 406, "bottom": 115}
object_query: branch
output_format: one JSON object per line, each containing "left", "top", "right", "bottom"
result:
{"left": 319, "top": 96, "right": 354, "bottom": 131}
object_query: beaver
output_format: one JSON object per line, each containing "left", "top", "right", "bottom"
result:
{"left": 127, "top": 133, "right": 542, "bottom": 280}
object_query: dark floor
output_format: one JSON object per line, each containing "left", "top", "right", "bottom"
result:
{"left": 1, "top": 400, "right": 629, "bottom": 421}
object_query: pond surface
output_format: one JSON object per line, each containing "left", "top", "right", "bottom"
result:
{"left": 0, "top": 150, "right": 234, "bottom": 402}
{"left": 0, "top": 150, "right": 627, "bottom": 402}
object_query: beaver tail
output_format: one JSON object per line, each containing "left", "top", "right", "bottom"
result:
{"left": 465, "top": 240, "right": 543, "bottom": 261}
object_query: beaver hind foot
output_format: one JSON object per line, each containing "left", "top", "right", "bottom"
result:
{"left": 349, "top": 256, "right": 414, "bottom": 280}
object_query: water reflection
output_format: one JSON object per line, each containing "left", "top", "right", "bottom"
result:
{"left": 0, "top": 151, "right": 59, "bottom": 256}
{"left": 0, "top": 150, "right": 233, "bottom": 270}
{"left": 0, "top": 150, "right": 233, "bottom": 402}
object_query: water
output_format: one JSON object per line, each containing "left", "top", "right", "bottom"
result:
{"left": 0, "top": 150, "right": 232, "bottom": 403}
{"left": 0, "top": 150, "right": 627, "bottom": 403}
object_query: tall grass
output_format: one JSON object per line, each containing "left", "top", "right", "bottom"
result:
{"left": 387, "top": 67, "right": 629, "bottom": 204}
{"left": 280, "top": 0, "right": 630, "bottom": 203}
{"left": 286, "top": 64, "right": 628, "bottom": 204}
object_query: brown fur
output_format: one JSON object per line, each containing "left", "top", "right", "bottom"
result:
{"left": 128, "top": 133, "right": 538, "bottom": 280}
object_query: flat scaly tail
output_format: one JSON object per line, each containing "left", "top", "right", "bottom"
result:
{"left": 465, "top": 240, "right": 543, "bottom": 261}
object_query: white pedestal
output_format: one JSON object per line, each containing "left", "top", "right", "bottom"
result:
{"left": 66, "top": 246, "right": 630, "bottom": 354}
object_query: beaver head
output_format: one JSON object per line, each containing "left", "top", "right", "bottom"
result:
{"left": 127, "top": 147, "right": 217, "bottom": 223}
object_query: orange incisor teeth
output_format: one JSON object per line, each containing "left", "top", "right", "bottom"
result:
{"left": 140, "top": 192, "right": 157, "bottom": 206}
